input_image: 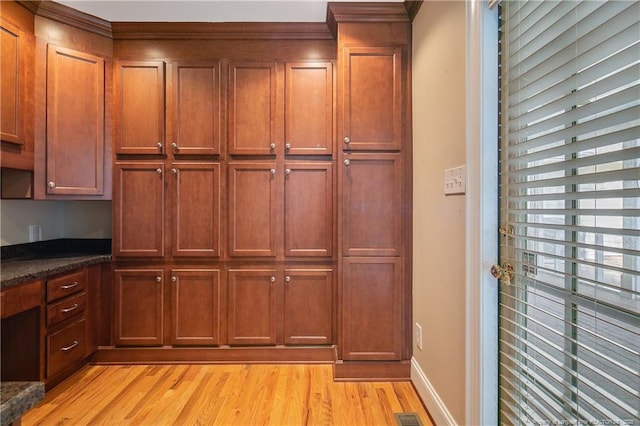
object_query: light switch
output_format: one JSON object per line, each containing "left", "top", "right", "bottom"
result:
{"left": 444, "top": 165, "right": 466, "bottom": 195}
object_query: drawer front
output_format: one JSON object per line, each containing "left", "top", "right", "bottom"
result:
{"left": 47, "top": 269, "right": 86, "bottom": 302}
{"left": 47, "top": 318, "right": 86, "bottom": 378}
{"left": 47, "top": 292, "right": 86, "bottom": 327}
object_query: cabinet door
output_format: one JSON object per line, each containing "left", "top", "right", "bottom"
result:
{"left": 228, "top": 62, "right": 278, "bottom": 155}
{"left": 228, "top": 163, "right": 277, "bottom": 257}
{"left": 285, "top": 62, "right": 333, "bottom": 155}
{"left": 284, "top": 162, "right": 333, "bottom": 257}
{"left": 46, "top": 45, "right": 104, "bottom": 195}
{"left": 1, "top": 21, "right": 23, "bottom": 145}
{"left": 170, "top": 62, "right": 220, "bottom": 155}
{"left": 170, "top": 269, "right": 221, "bottom": 346}
{"left": 284, "top": 269, "right": 333, "bottom": 345}
{"left": 341, "top": 153, "right": 402, "bottom": 256}
{"left": 114, "top": 162, "right": 165, "bottom": 257}
{"left": 113, "top": 269, "right": 164, "bottom": 346}
{"left": 342, "top": 257, "right": 402, "bottom": 360}
{"left": 116, "top": 60, "right": 165, "bottom": 154}
{"left": 171, "top": 162, "right": 220, "bottom": 257}
{"left": 227, "top": 269, "right": 277, "bottom": 345}
{"left": 340, "top": 46, "right": 402, "bottom": 151}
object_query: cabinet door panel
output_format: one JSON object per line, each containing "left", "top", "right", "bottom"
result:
{"left": 1, "top": 23, "right": 21, "bottom": 144}
{"left": 113, "top": 269, "right": 164, "bottom": 346}
{"left": 171, "top": 269, "right": 221, "bottom": 346}
{"left": 116, "top": 60, "right": 165, "bottom": 154}
{"left": 342, "top": 153, "right": 402, "bottom": 256}
{"left": 285, "top": 162, "right": 333, "bottom": 257}
{"left": 227, "top": 269, "right": 277, "bottom": 345}
{"left": 228, "top": 62, "right": 277, "bottom": 155}
{"left": 285, "top": 62, "right": 332, "bottom": 155}
{"left": 114, "top": 162, "right": 165, "bottom": 257}
{"left": 228, "top": 163, "right": 277, "bottom": 257}
{"left": 172, "top": 62, "right": 220, "bottom": 155}
{"left": 341, "top": 47, "right": 402, "bottom": 151}
{"left": 171, "top": 162, "right": 220, "bottom": 257}
{"left": 342, "top": 258, "right": 402, "bottom": 360}
{"left": 284, "top": 269, "right": 333, "bottom": 345}
{"left": 46, "top": 45, "right": 104, "bottom": 195}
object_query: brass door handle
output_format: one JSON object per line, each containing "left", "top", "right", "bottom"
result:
{"left": 491, "top": 263, "right": 514, "bottom": 285}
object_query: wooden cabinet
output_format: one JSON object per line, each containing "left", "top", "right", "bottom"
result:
{"left": 227, "top": 268, "right": 277, "bottom": 345}
{"left": 170, "top": 269, "right": 221, "bottom": 346}
{"left": 116, "top": 60, "right": 165, "bottom": 154}
{"left": 228, "top": 61, "right": 278, "bottom": 155}
{"left": 285, "top": 62, "right": 333, "bottom": 155}
{"left": 45, "top": 45, "right": 105, "bottom": 196}
{"left": 341, "top": 153, "right": 402, "bottom": 257}
{"left": 113, "top": 269, "right": 164, "bottom": 346}
{"left": 114, "top": 162, "right": 165, "bottom": 257}
{"left": 283, "top": 268, "right": 333, "bottom": 345}
{"left": 1, "top": 20, "right": 24, "bottom": 145}
{"left": 228, "top": 163, "right": 278, "bottom": 257}
{"left": 340, "top": 46, "right": 402, "bottom": 151}
{"left": 341, "top": 257, "right": 402, "bottom": 360}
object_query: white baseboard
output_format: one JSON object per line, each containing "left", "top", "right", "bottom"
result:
{"left": 411, "top": 357, "right": 458, "bottom": 426}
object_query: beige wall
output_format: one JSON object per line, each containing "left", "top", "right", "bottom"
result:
{"left": 0, "top": 200, "right": 112, "bottom": 246}
{"left": 412, "top": 1, "right": 467, "bottom": 423}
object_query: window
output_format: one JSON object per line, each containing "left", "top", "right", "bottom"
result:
{"left": 498, "top": 1, "right": 639, "bottom": 423}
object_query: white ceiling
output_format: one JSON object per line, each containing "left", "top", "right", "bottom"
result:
{"left": 56, "top": 0, "right": 405, "bottom": 23}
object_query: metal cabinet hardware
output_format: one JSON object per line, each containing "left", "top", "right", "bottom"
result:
{"left": 156, "top": 142, "right": 163, "bottom": 150}
{"left": 344, "top": 159, "right": 350, "bottom": 166}
{"left": 48, "top": 181, "right": 56, "bottom": 188}
{"left": 61, "top": 303, "right": 79, "bottom": 313}
{"left": 270, "top": 276, "right": 276, "bottom": 283}
{"left": 156, "top": 168, "right": 162, "bottom": 174}
{"left": 61, "top": 282, "right": 79, "bottom": 290}
{"left": 61, "top": 340, "right": 79, "bottom": 352}
{"left": 156, "top": 276, "right": 162, "bottom": 282}
{"left": 343, "top": 136, "right": 350, "bottom": 144}
{"left": 285, "top": 143, "right": 291, "bottom": 150}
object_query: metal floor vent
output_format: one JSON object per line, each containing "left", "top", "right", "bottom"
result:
{"left": 394, "top": 413, "right": 423, "bottom": 426}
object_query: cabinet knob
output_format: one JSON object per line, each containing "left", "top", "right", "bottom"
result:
{"left": 285, "top": 168, "right": 291, "bottom": 176}
{"left": 285, "top": 143, "right": 291, "bottom": 151}
{"left": 171, "top": 168, "right": 177, "bottom": 174}
{"left": 285, "top": 276, "right": 291, "bottom": 283}
{"left": 171, "top": 276, "right": 177, "bottom": 282}
{"left": 270, "top": 276, "right": 276, "bottom": 283}
{"left": 343, "top": 136, "right": 350, "bottom": 144}
{"left": 270, "top": 168, "right": 276, "bottom": 175}
{"left": 156, "top": 142, "right": 163, "bottom": 150}
{"left": 171, "top": 142, "right": 177, "bottom": 149}
{"left": 156, "top": 276, "right": 162, "bottom": 282}
{"left": 48, "top": 181, "right": 56, "bottom": 188}
{"left": 156, "top": 168, "right": 163, "bottom": 174}
{"left": 344, "top": 159, "right": 350, "bottom": 166}
{"left": 270, "top": 143, "right": 276, "bottom": 150}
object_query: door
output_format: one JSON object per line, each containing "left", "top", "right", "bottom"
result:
{"left": 228, "top": 163, "right": 277, "bottom": 257}
{"left": 284, "top": 162, "right": 333, "bottom": 257}
{"left": 170, "top": 162, "right": 220, "bottom": 257}
{"left": 227, "top": 269, "right": 277, "bottom": 345}
{"left": 46, "top": 45, "right": 104, "bottom": 195}
{"left": 113, "top": 269, "right": 164, "bottom": 346}
{"left": 228, "top": 62, "right": 278, "bottom": 155}
{"left": 340, "top": 46, "right": 402, "bottom": 151}
{"left": 170, "top": 269, "right": 221, "bottom": 346}
{"left": 116, "top": 60, "right": 165, "bottom": 154}
{"left": 114, "top": 162, "right": 165, "bottom": 257}
{"left": 170, "top": 61, "right": 220, "bottom": 155}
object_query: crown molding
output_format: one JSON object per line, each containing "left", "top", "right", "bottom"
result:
{"left": 111, "top": 21, "right": 334, "bottom": 40}
{"left": 326, "top": 2, "right": 409, "bottom": 38}
{"left": 17, "top": 1, "right": 40, "bottom": 14}
{"left": 404, "top": 1, "right": 423, "bottom": 23}
{"left": 34, "top": 0, "right": 112, "bottom": 38}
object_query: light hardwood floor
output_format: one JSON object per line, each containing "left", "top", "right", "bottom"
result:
{"left": 23, "top": 364, "right": 433, "bottom": 425}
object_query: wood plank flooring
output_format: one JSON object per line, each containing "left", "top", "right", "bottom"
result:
{"left": 22, "top": 364, "right": 433, "bottom": 425}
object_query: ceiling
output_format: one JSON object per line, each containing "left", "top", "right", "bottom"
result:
{"left": 55, "top": 0, "right": 405, "bottom": 23}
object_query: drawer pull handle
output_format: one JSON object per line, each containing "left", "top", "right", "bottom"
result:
{"left": 61, "top": 282, "right": 79, "bottom": 290}
{"left": 61, "top": 303, "right": 79, "bottom": 313}
{"left": 61, "top": 340, "right": 79, "bottom": 352}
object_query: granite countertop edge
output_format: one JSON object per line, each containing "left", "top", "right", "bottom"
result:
{"left": 1, "top": 254, "right": 112, "bottom": 289}
{"left": 0, "top": 381, "right": 45, "bottom": 426}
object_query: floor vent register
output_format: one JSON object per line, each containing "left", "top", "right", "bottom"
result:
{"left": 394, "top": 413, "right": 423, "bottom": 426}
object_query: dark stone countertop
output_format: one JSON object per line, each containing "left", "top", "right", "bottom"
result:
{"left": 0, "top": 254, "right": 111, "bottom": 289}
{"left": 0, "top": 381, "right": 44, "bottom": 426}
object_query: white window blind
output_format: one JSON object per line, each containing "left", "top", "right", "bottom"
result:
{"left": 498, "top": 1, "right": 639, "bottom": 424}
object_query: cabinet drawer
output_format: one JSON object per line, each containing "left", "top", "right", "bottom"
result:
{"left": 47, "top": 292, "right": 86, "bottom": 327}
{"left": 47, "top": 318, "right": 86, "bottom": 378}
{"left": 47, "top": 270, "right": 86, "bottom": 302}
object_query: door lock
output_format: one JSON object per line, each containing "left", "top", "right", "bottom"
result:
{"left": 491, "top": 263, "right": 514, "bottom": 285}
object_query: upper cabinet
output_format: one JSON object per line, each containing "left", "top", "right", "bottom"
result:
{"left": 1, "top": 21, "right": 24, "bottom": 145}
{"left": 45, "top": 45, "right": 105, "bottom": 196}
{"left": 115, "top": 60, "right": 165, "bottom": 155}
{"left": 340, "top": 46, "right": 402, "bottom": 152}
